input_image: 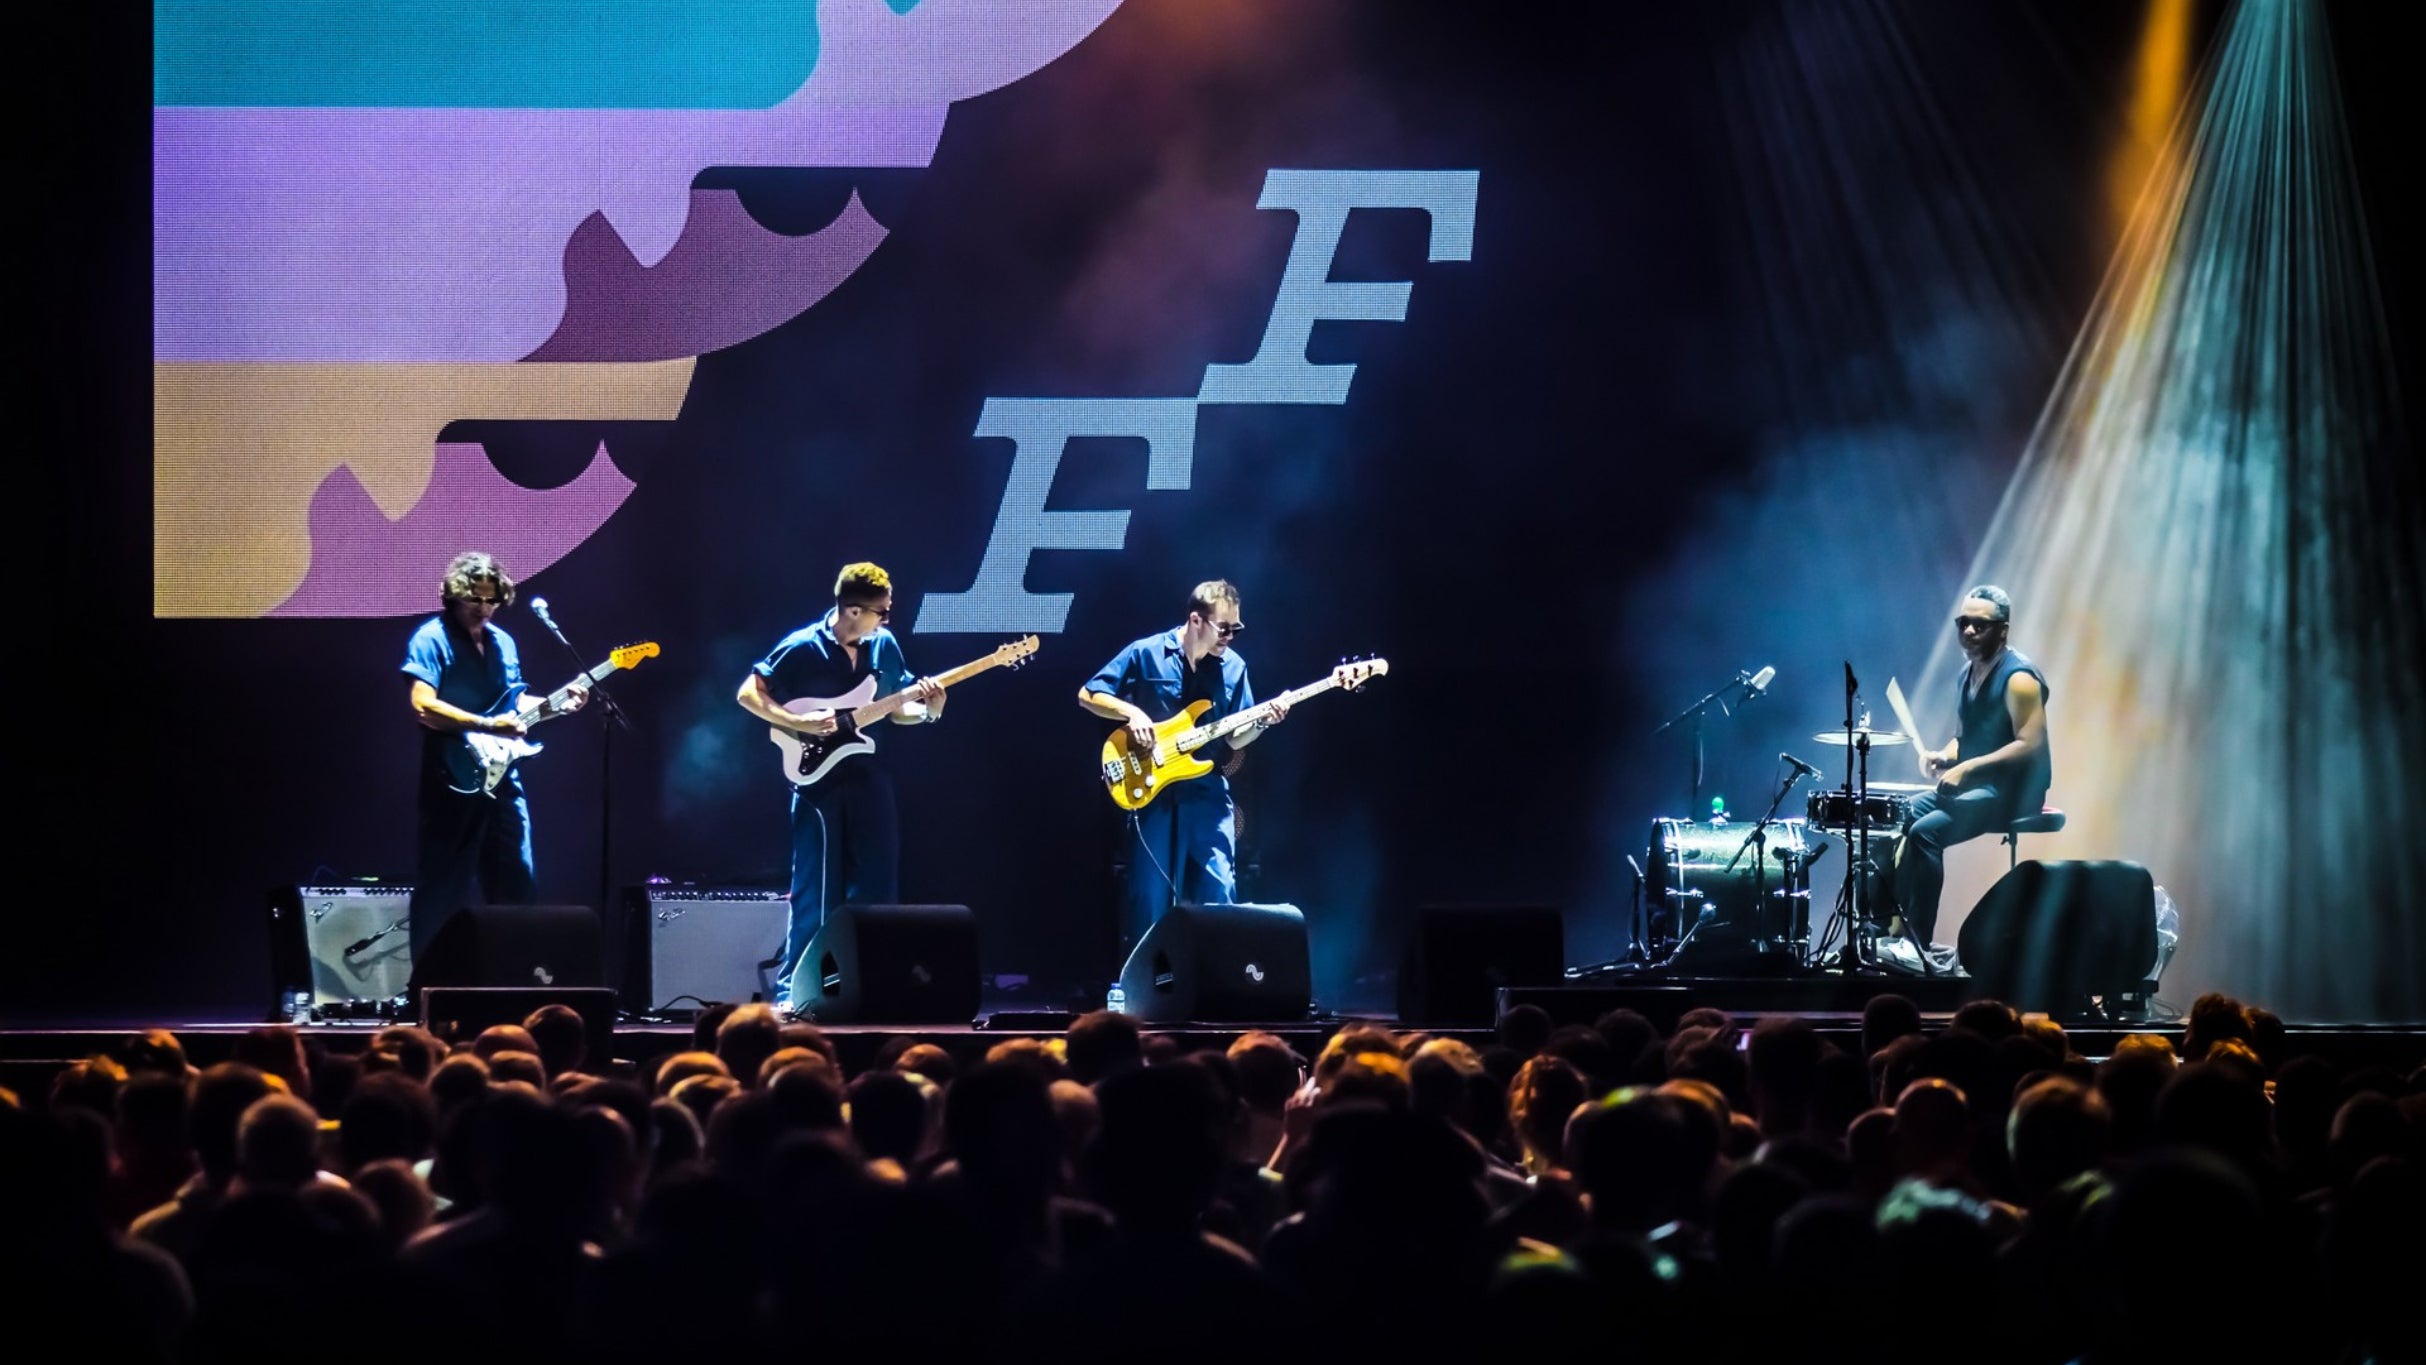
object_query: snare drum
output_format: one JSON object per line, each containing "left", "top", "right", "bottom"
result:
{"left": 1805, "top": 781, "right": 1931, "bottom": 831}
{"left": 1646, "top": 817, "right": 1813, "bottom": 959}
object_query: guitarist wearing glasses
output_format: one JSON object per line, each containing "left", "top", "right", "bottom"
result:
{"left": 737, "top": 562, "right": 947, "bottom": 1012}
{"left": 402, "top": 551, "right": 589, "bottom": 976}
{"left": 1080, "top": 579, "right": 1288, "bottom": 967}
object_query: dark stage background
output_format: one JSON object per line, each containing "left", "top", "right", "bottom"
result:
{"left": 19, "top": 0, "right": 2423, "bottom": 1023}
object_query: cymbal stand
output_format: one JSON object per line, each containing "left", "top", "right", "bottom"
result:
{"left": 1830, "top": 662, "right": 1879, "bottom": 973}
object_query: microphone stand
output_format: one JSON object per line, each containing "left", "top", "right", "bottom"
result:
{"left": 1653, "top": 669, "right": 1764, "bottom": 818}
{"left": 530, "top": 602, "right": 632, "bottom": 931}
{"left": 1726, "top": 761, "right": 1809, "bottom": 964}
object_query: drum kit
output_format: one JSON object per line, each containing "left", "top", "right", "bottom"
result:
{"left": 1605, "top": 663, "right": 1930, "bottom": 977}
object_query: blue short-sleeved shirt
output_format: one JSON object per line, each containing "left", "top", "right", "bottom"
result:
{"left": 754, "top": 612, "right": 917, "bottom": 712}
{"left": 402, "top": 616, "right": 526, "bottom": 715}
{"left": 402, "top": 615, "right": 526, "bottom": 786}
{"left": 1087, "top": 627, "right": 1256, "bottom": 727}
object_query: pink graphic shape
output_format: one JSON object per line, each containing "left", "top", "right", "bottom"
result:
{"left": 273, "top": 441, "right": 638, "bottom": 617}
{"left": 526, "top": 189, "right": 887, "bottom": 361}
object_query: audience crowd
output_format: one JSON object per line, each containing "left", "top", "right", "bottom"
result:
{"left": 4, "top": 991, "right": 2421, "bottom": 1364}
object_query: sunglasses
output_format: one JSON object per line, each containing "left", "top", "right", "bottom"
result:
{"left": 849, "top": 603, "right": 893, "bottom": 622}
{"left": 1210, "top": 620, "right": 1245, "bottom": 638}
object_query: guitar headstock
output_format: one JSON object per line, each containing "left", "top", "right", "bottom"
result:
{"left": 994, "top": 635, "right": 1042, "bottom": 670}
{"left": 611, "top": 642, "right": 661, "bottom": 671}
{"left": 1332, "top": 656, "right": 1390, "bottom": 691}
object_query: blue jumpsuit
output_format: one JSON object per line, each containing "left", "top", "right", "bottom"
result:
{"left": 1087, "top": 627, "right": 1257, "bottom": 959}
{"left": 755, "top": 612, "right": 921, "bottom": 1009}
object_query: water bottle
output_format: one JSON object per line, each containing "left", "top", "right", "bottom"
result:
{"left": 1105, "top": 983, "right": 1128, "bottom": 1015}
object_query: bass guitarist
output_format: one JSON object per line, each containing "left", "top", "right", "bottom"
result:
{"left": 402, "top": 551, "right": 588, "bottom": 980}
{"left": 736, "top": 562, "right": 945, "bottom": 1012}
{"left": 1079, "top": 579, "right": 1287, "bottom": 969}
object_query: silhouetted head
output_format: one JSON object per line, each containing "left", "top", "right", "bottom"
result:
{"left": 1065, "top": 1011, "right": 1144, "bottom": 1086}
{"left": 2006, "top": 1075, "right": 2110, "bottom": 1206}
{"left": 522, "top": 1002, "right": 589, "bottom": 1078}
{"left": 715, "top": 1003, "right": 784, "bottom": 1088}
{"left": 846, "top": 1070, "right": 930, "bottom": 1167}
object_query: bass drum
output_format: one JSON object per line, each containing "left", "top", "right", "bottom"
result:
{"left": 1646, "top": 817, "right": 1815, "bottom": 967}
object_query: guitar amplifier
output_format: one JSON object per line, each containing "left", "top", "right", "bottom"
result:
{"left": 267, "top": 884, "right": 414, "bottom": 1008}
{"left": 622, "top": 885, "right": 791, "bottom": 1013}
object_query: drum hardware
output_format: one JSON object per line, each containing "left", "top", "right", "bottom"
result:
{"left": 1818, "top": 662, "right": 1908, "bottom": 973}
{"left": 1571, "top": 664, "right": 1779, "bottom": 977}
{"left": 1641, "top": 814, "right": 1816, "bottom": 969}
{"left": 1813, "top": 727, "right": 1910, "bottom": 747}
{"left": 1719, "top": 751, "right": 1826, "bottom": 963}
{"left": 1806, "top": 781, "right": 1929, "bottom": 832}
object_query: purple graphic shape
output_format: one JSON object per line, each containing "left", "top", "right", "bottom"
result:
{"left": 272, "top": 441, "right": 637, "bottom": 618}
{"left": 153, "top": 0, "right": 1125, "bottom": 364}
{"left": 154, "top": 104, "right": 940, "bottom": 364}
{"left": 526, "top": 189, "right": 886, "bottom": 362}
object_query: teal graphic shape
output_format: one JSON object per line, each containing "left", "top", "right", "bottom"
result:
{"left": 155, "top": 0, "right": 856, "bottom": 108}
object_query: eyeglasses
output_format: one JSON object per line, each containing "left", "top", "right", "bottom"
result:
{"left": 1212, "top": 620, "right": 1245, "bottom": 638}
{"left": 465, "top": 596, "right": 504, "bottom": 608}
{"left": 849, "top": 603, "right": 893, "bottom": 622}
{"left": 1954, "top": 616, "right": 2001, "bottom": 632}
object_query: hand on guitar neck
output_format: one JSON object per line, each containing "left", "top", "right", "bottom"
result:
{"left": 486, "top": 683, "right": 590, "bottom": 737}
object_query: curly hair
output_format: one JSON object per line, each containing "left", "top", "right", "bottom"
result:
{"left": 439, "top": 551, "right": 514, "bottom": 606}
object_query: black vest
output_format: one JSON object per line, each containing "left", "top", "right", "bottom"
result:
{"left": 1956, "top": 647, "right": 2052, "bottom": 814}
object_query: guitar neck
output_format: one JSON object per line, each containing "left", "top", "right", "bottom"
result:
{"left": 850, "top": 653, "right": 1007, "bottom": 725}
{"left": 528, "top": 657, "right": 627, "bottom": 726}
{"left": 1182, "top": 675, "right": 1343, "bottom": 751}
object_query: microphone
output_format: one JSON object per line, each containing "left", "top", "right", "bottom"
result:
{"left": 342, "top": 923, "right": 395, "bottom": 957}
{"left": 1781, "top": 751, "right": 1820, "bottom": 779}
{"left": 529, "top": 596, "right": 558, "bottom": 629}
{"left": 1744, "top": 665, "right": 1776, "bottom": 698}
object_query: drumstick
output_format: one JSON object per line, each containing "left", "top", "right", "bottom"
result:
{"left": 1884, "top": 677, "right": 1924, "bottom": 747}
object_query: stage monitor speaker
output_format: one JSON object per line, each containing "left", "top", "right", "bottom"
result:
{"left": 421, "top": 987, "right": 616, "bottom": 1069}
{"left": 267, "top": 884, "right": 414, "bottom": 1007}
{"left": 415, "top": 904, "right": 603, "bottom": 991}
{"left": 1399, "top": 904, "right": 1566, "bottom": 1024}
{"left": 1120, "top": 903, "right": 1311, "bottom": 1024}
{"left": 791, "top": 904, "right": 980, "bottom": 1024}
{"left": 623, "top": 886, "right": 789, "bottom": 1013}
{"left": 1957, "top": 860, "right": 2158, "bottom": 1008}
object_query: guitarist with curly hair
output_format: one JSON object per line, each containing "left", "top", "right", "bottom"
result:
{"left": 402, "top": 551, "right": 588, "bottom": 979}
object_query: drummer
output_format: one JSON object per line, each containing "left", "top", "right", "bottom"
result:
{"left": 1893, "top": 585, "right": 2052, "bottom": 949}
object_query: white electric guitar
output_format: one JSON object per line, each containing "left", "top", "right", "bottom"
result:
{"left": 769, "top": 636, "right": 1039, "bottom": 786}
{"left": 449, "top": 641, "right": 660, "bottom": 795}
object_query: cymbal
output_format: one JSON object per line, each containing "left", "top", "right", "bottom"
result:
{"left": 1813, "top": 727, "right": 1911, "bottom": 747}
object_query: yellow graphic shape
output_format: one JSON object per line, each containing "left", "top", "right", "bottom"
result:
{"left": 154, "top": 360, "right": 695, "bottom": 617}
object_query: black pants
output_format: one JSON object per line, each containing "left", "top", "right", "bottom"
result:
{"left": 1893, "top": 785, "right": 2012, "bottom": 943}
{"left": 409, "top": 778, "right": 537, "bottom": 971}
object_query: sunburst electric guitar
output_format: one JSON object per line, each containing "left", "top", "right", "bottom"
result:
{"left": 1100, "top": 657, "right": 1388, "bottom": 811}
{"left": 448, "top": 641, "right": 661, "bottom": 795}
{"left": 770, "top": 636, "right": 1040, "bottom": 786}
